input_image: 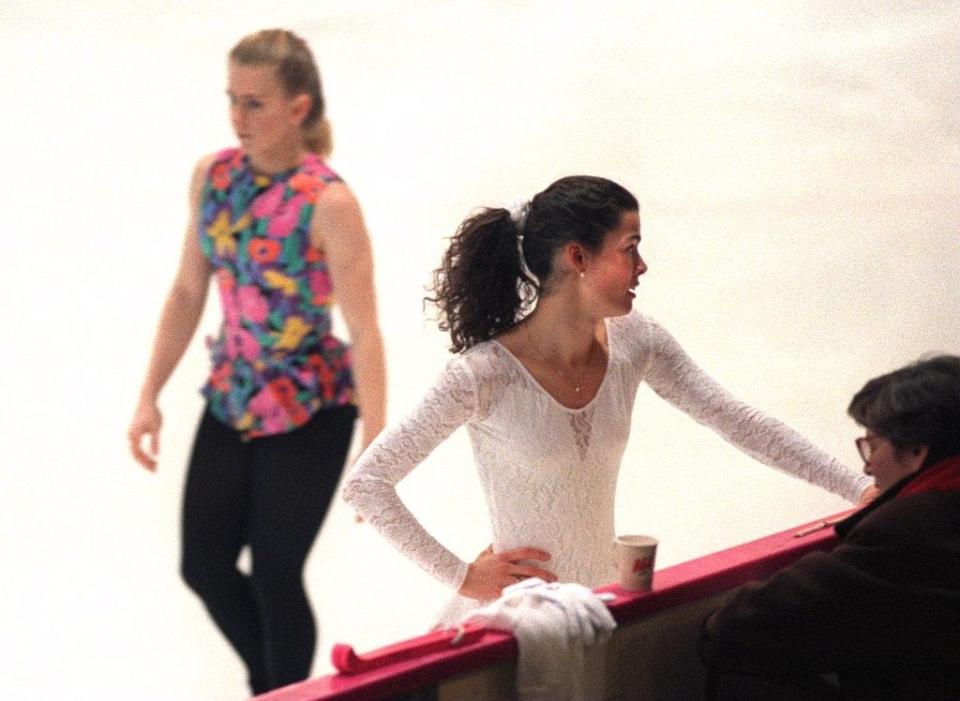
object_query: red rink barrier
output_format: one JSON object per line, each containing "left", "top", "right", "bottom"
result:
{"left": 257, "top": 511, "right": 850, "bottom": 701}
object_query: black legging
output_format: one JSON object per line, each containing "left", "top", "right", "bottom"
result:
{"left": 180, "top": 404, "right": 356, "bottom": 695}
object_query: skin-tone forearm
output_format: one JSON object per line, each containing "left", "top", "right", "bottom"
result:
{"left": 312, "top": 181, "right": 387, "bottom": 452}
{"left": 139, "top": 157, "right": 212, "bottom": 404}
{"left": 129, "top": 156, "right": 213, "bottom": 470}
{"left": 129, "top": 280, "right": 210, "bottom": 471}
{"left": 137, "top": 286, "right": 207, "bottom": 405}
{"left": 349, "top": 327, "right": 387, "bottom": 451}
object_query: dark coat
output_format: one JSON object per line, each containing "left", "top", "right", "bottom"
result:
{"left": 699, "top": 455, "right": 960, "bottom": 700}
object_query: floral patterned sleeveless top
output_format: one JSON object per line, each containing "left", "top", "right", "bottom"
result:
{"left": 198, "top": 147, "right": 354, "bottom": 439}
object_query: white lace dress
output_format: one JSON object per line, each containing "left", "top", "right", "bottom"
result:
{"left": 342, "top": 312, "right": 870, "bottom": 625}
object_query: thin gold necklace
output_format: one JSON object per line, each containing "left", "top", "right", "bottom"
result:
{"left": 526, "top": 328, "right": 595, "bottom": 394}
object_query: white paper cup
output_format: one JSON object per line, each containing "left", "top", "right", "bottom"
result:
{"left": 614, "top": 534, "right": 658, "bottom": 592}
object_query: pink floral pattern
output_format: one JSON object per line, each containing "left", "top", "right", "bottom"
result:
{"left": 199, "top": 148, "right": 354, "bottom": 439}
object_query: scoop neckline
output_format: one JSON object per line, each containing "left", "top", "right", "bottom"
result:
{"left": 489, "top": 317, "right": 614, "bottom": 413}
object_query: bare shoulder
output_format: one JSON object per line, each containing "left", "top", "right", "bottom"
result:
{"left": 311, "top": 181, "right": 366, "bottom": 249}
{"left": 191, "top": 151, "right": 221, "bottom": 182}
{"left": 195, "top": 151, "right": 220, "bottom": 172}
{"left": 186, "top": 152, "right": 220, "bottom": 204}
{"left": 315, "top": 180, "right": 360, "bottom": 212}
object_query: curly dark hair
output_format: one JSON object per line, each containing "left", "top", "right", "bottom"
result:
{"left": 848, "top": 354, "right": 960, "bottom": 468}
{"left": 428, "top": 176, "right": 638, "bottom": 352}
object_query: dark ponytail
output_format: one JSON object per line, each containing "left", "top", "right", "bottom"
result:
{"left": 428, "top": 208, "right": 536, "bottom": 353}
{"left": 430, "top": 175, "right": 638, "bottom": 353}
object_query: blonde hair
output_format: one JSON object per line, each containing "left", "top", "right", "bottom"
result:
{"left": 230, "top": 29, "right": 332, "bottom": 158}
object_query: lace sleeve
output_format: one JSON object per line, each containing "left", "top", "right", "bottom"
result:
{"left": 342, "top": 356, "right": 478, "bottom": 590}
{"left": 634, "top": 318, "right": 870, "bottom": 503}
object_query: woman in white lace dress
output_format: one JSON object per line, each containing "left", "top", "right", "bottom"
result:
{"left": 343, "top": 175, "right": 873, "bottom": 625}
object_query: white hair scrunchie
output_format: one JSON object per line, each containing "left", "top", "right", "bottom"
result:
{"left": 506, "top": 198, "right": 529, "bottom": 230}
{"left": 506, "top": 198, "right": 537, "bottom": 282}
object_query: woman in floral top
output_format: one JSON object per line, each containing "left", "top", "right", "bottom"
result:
{"left": 127, "top": 29, "right": 386, "bottom": 695}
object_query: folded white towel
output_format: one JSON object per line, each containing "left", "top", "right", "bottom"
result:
{"left": 458, "top": 578, "right": 616, "bottom": 701}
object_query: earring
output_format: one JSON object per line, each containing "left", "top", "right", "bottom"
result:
{"left": 579, "top": 271, "right": 585, "bottom": 279}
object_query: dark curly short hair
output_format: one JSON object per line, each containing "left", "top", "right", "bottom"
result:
{"left": 848, "top": 355, "right": 960, "bottom": 467}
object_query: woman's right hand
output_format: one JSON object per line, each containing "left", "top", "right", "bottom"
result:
{"left": 457, "top": 545, "right": 557, "bottom": 601}
{"left": 128, "top": 402, "right": 163, "bottom": 472}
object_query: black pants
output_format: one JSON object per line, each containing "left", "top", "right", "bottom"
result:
{"left": 181, "top": 404, "right": 356, "bottom": 695}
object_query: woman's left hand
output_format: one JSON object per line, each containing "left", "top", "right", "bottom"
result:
{"left": 858, "top": 484, "right": 881, "bottom": 506}
{"left": 458, "top": 545, "right": 557, "bottom": 601}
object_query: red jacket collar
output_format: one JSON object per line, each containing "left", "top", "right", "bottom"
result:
{"left": 835, "top": 454, "right": 960, "bottom": 538}
{"left": 899, "top": 455, "right": 960, "bottom": 497}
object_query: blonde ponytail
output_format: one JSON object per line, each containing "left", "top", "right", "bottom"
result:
{"left": 304, "top": 117, "right": 332, "bottom": 158}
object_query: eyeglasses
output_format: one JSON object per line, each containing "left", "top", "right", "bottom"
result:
{"left": 855, "top": 436, "right": 877, "bottom": 463}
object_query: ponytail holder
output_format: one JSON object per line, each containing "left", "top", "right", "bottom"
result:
{"left": 506, "top": 198, "right": 529, "bottom": 231}
{"left": 506, "top": 198, "right": 537, "bottom": 283}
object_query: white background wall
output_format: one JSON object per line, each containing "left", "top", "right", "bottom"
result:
{"left": 1, "top": 1, "right": 957, "bottom": 698}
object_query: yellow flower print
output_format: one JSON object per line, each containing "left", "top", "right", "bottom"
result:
{"left": 237, "top": 412, "right": 255, "bottom": 431}
{"left": 275, "top": 316, "right": 312, "bottom": 350}
{"left": 209, "top": 210, "right": 236, "bottom": 257}
{"left": 231, "top": 213, "right": 251, "bottom": 238}
{"left": 263, "top": 270, "right": 298, "bottom": 296}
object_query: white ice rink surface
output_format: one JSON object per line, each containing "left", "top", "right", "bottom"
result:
{"left": 1, "top": 1, "right": 957, "bottom": 698}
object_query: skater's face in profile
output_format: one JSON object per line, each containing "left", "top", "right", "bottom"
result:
{"left": 226, "top": 61, "right": 310, "bottom": 158}
{"left": 578, "top": 209, "right": 646, "bottom": 316}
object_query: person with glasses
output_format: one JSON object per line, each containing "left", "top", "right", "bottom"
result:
{"left": 699, "top": 354, "right": 960, "bottom": 700}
